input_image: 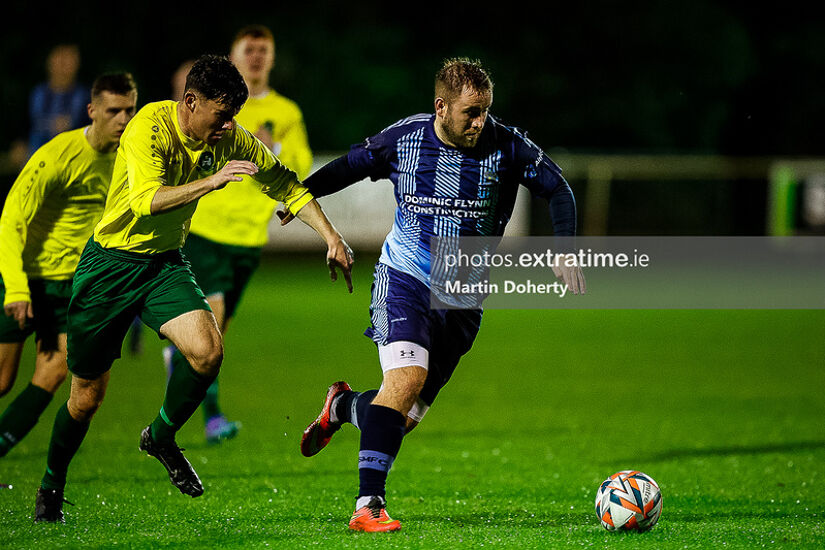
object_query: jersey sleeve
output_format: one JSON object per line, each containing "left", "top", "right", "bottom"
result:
{"left": 232, "top": 123, "right": 314, "bottom": 215}
{"left": 351, "top": 129, "right": 395, "bottom": 180}
{"left": 512, "top": 131, "right": 577, "bottom": 236}
{"left": 512, "top": 131, "right": 565, "bottom": 199}
{"left": 0, "top": 147, "right": 61, "bottom": 304}
{"left": 122, "top": 117, "right": 168, "bottom": 217}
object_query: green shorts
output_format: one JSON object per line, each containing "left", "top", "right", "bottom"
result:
{"left": 67, "top": 239, "right": 210, "bottom": 379}
{"left": 182, "top": 233, "right": 261, "bottom": 319}
{"left": 0, "top": 276, "right": 72, "bottom": 352}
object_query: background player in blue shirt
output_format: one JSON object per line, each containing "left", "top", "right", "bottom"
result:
{"left": 298, "top": 58, "right": 585, "bottom": 532}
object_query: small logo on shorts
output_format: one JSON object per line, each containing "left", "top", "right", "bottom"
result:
{"left": 399, "top": 350, "right": 416, "bottom": 358}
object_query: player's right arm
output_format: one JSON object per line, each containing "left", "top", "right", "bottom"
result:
{"left": 275, "top": 133, "right": 392, "bottom": 226}
{"left": 149, "top": 161, "right": 260, "bottom": 214}
{"left": 0, "top": 146, "right": 60, "bottom": 326}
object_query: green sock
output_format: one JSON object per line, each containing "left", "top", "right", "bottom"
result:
{"left": 201, "top": 378, "right": 221, "bottom": 421}
{"left": 151, "top": 359, "right": 215, "bottom": 443}
{"left": 41, "top": 403, "right": 90, "bottom": 490}
{"left": 0, "top": 383, "right": 53, "bottom": 457}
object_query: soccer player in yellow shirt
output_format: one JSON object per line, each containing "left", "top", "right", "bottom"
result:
{"left": 34, "top": 55, "right": 353, "bottom": 523}
{"left": 163, "top": 26, "right": 314, "bottom": 443}
{"left": 0, "top": 73, "right": 137, "bottom": 458}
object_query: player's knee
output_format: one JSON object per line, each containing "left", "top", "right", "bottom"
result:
{"left": 188, "top": 340, "right": 223, "bottom": 377}
{"left": 68, "top": 391, "right": 104, "bottom": 421}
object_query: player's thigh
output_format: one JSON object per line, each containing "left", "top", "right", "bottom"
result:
{"left": 66, "top": 285, "right": 137, "bottom": 380}
{"left": 31, "top": 333, "right": 68, "bottom": 393}
{"left": 366, "top": 264, "right": 432, "bottom": 350}
{"left": 67, "top": 242, "right": 146, "bottom": 378}
{"left": 159, "top": 309, "right": 222, "bottom": 375}
{"left": 417, "top": 309, "right": 483, "bottom": 408}
{"left": 140, "top": 255, "right": 216, "bottom": 369}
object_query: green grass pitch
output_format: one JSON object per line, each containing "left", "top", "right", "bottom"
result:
{"left": 1, "top": 254, "right": 823, "bottom": 548}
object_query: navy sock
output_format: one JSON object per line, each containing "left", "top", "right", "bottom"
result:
{"left": 358, "top": 404, "right": 406, "bottom": 498}
{"left": 334, "top": 389, "right": 378, "bottom": 429}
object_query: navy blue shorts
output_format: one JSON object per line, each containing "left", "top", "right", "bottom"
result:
{"left": 365, "top": 263, "right": 482, "bottom": 406}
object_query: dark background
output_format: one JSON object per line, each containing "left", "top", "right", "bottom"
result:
{"left": 2, "top": 1, "right": 823, "bottom": 234}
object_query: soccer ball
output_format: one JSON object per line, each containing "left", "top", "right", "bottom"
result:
{"left": 595, "top": 470, "right": 662, "bottom": 532}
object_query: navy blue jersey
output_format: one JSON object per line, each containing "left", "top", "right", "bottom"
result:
{"left": 340, "top": 114, "right": 571, "bottom": 286}
{"left": 304, "top": 112, "right": 575, "bottom": 306}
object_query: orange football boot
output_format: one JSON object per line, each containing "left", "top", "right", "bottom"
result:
{"left": 300, "top": 381, "right": 351, "bottom": 457}
{"left": 348, "top": 497, "right": 402, "bottom": 532}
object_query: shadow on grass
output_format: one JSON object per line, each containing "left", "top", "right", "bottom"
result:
{"left": 640, "top": 440, "right": 825, "bottom": 462}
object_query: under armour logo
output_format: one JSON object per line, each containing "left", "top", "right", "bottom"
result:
{"left": 399, "top": 350, "right": 415, "bottom": 358}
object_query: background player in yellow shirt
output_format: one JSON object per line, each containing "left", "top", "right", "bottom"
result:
{"left": 0, "top": 73, "right": 137, "bottom": 458}
{"left": 164, "top": 25, "right": 314, "bottom": 443}
{"left": 34, "top": 55, "right": 353, "bottom": 523}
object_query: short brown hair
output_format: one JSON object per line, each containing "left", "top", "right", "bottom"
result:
{"left": 91, "top": 72, "right": 137, "bottom": 100}
{"left": 231, "top": 24, "right": 275, "bottom": 50}
{"left": 435, "top": 58, "right": 493, "bottom": 101}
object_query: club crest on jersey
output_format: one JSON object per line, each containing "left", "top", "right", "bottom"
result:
{"left": 483, "top": 171, "right": 500, "bottom": 184}
{"left": 197, "top": 151, "right": 215, "bottom": 174}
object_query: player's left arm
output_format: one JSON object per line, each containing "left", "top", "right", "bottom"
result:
{"left": 518, "top": 141, "right": 586, "bottom": 294}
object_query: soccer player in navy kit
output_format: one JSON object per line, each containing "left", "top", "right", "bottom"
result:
{"left": 299, "top": 58, "right": 585, "bottom": 531}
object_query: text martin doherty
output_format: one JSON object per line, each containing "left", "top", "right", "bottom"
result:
{"left": 444, "top": 279, "right": 570, "bottom": 298}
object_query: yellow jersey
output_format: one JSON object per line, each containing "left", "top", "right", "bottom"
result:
{"left": 94, "top": 100, "right": 313, "bottom": 254}
{"left": 189, "top": 89, "right": 313, "bottom": 248}
{"left": 0, "top": 127, "right": 115, "bottom": 305}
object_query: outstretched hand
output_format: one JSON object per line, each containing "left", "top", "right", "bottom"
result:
{"left": 211, "top": 160, "right": 259, "bottom": 190}
{"left": 327, "top": 237, "right": 355, "bottom": 293}
{"left": 551, "top": 254, "right": 586, "bottom": 295}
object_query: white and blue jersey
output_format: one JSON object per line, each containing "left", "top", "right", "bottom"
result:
{"left": 306, "top": 113, "right": 576, "bottom": 297}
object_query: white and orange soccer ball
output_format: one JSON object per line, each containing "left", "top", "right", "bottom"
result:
{"left": 595, "top": 470, "right": 662, "bottom": 532}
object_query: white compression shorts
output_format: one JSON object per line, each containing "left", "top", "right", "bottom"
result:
{"left": 377, "top": 340, "right": 429, "bottom": 372}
